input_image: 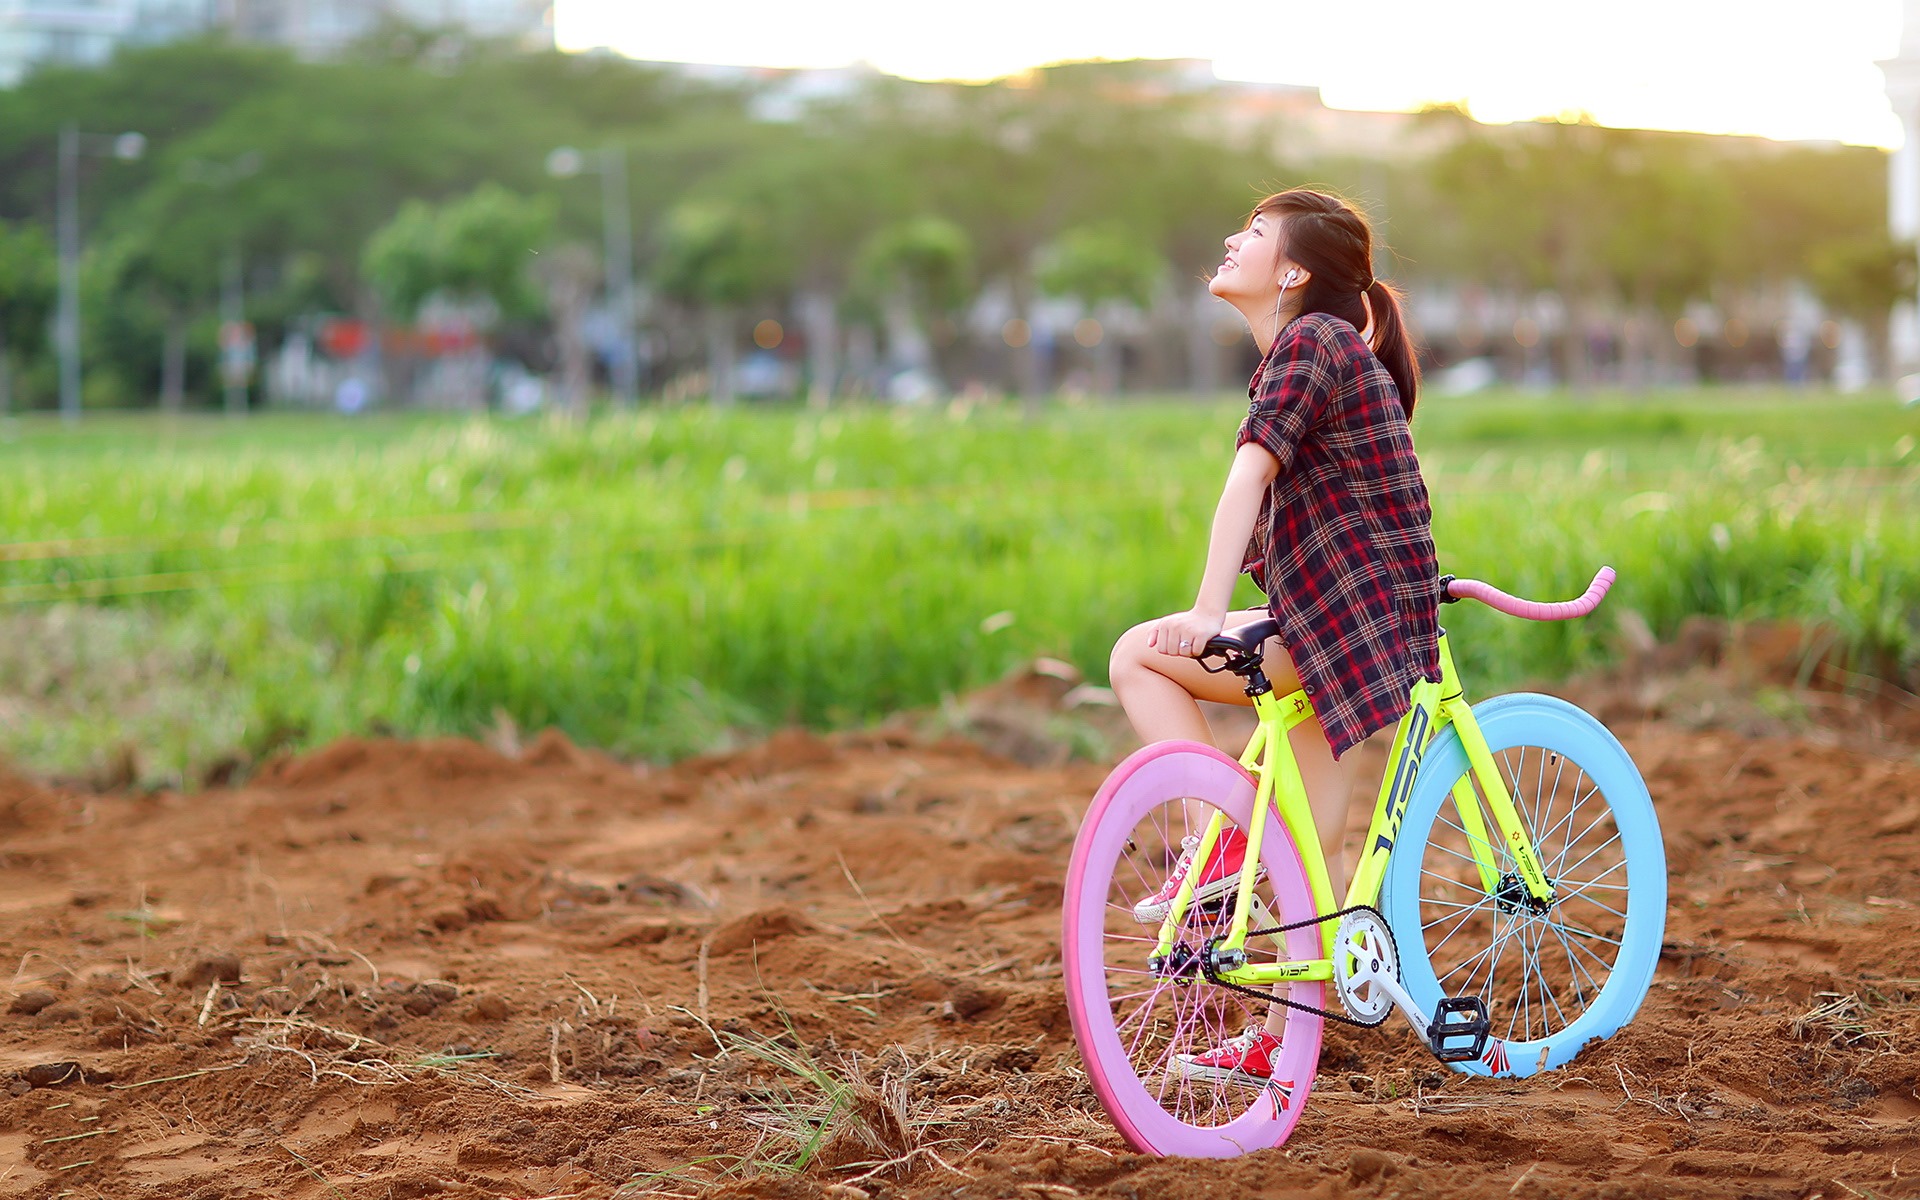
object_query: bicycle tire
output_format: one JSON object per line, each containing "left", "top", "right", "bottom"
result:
{"left": 1379, "top": 693, "right": 1666, "bottom": 1076}
{"left": 1062, "top": 740, "right": 1325, "bottom": 1156}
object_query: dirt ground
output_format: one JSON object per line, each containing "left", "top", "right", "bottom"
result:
{"left": 3, "top": 631, "right": 1919, "bottom": 1200}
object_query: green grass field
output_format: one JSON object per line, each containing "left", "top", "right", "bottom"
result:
{"left": 2, "top": 388, "right": 1915, "bottom": 786}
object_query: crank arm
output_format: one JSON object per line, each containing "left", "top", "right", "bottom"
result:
{"left": 1370, "top": 969, "right": 1434, "bottom": 1041}
{"left": 1372, "top": 972, "right": 1505, "bottom": 1069}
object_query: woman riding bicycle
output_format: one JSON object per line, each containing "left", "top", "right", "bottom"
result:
{"left": 1106, "top": 188, "right": 1439, "bottom": 1084}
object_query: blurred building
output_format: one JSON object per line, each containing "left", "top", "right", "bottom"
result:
{"left": 0, "top": 0, "right": 550, "bottom": 85}
{"left": 219, "top": 0, "right": 553, "bottom": 58}
{"left": 1882, "top": 0, "right": 1920, "bottom": 379}
{"left": 0, "top": 0, "right": 136, "bottom": 86}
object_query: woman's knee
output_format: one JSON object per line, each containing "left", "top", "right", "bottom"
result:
{"left": 1108, "top": 622, "right": 1153, "bottom": 687}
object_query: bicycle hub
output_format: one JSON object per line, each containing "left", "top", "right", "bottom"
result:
{"left": 1493, "top": 870, "right": 1554, "bottom": 916}
{"left": 1148, "top": 942, "right": 1204, "bottom": 984}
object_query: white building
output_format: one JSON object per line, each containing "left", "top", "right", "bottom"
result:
{"left": 0, "top": 0, "right": 135, "bottom": 86}
{"left": 1881, "top": 0, "right": 1920, "bottom": 378}
{"left": 0, "top": 0, "right": 549, "bottom": 86}
{"left": 221, "top": 0, "right": 552, "bottom": 59}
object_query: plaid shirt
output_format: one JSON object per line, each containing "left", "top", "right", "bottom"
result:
{"left": 1238, "top": 312, "right": 1440, "bottom": 759}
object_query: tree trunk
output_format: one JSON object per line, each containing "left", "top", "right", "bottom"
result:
{"left": 556, "top": 299, "right": 591, "bottom": 420}
{"left": 1008, "top": 270, "right": 1041, "bottom": 416}
{"left": 1187, "top": 291, "right": 1227, "bottom": 394}
{"left": 845, "top": 323, "right": 877, "bottom": 400}
{"left": 706, "top": 307, "right": 737, "bottom": 407}
{"left": 537, "top": 243, "right": 598, "bottom": 419}
{"left": 160, "top": 308, "right": 187, "bottom": 413}
{"left": 882, "top": 290, "right": 939, "bottom": 400}
{"left": 798, "top": 289, "right": 838, "bottom": 409}
{"left": 1092, "top": 303, "right": 1124, "bottom": 397}
{"left": 1868, "top": 312, "right": 1893, "bottom": 383}
{"left": 0, "top": 330, "right": 9, "bottom": 416}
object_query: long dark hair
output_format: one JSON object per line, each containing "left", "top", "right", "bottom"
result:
{"left": 1253, "top": 188, "right": 1420, "bottom": 418}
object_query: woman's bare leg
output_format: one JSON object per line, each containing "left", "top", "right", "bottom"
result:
{"left": 1110, "top": 610, "right": 1366, "bottom": 1039}
{"left": 1109, "top": 609, "right": 1361, "bottom": 883}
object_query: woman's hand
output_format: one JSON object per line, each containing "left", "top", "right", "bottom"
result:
{"left": 1147, "top": 609, "right": 1227, "bottom": 658}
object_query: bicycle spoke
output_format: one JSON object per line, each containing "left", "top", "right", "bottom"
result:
{"left": 1436, "top": 813, "right": 1504, "bottom": 866}
{"left": 1424, "top": 838, "right": 1496, "bottom": 871}
{"left": 1554, "top": 926, "right": 1622, "bottom": 990}
{"left": 1559, "top": 856, "right": 1628, "bottom": 892}
{"left": 1438, "top": 925, "right": 1503, "bottom": 989}
{"left": 1557, "top": 888, "right": 1628, "bottom": 923}
{"left": 1549, "top": 922, "right": 1607, "bottom": 999}
{"left": 1548, "top": 772, "right": 1601, "bottom": 869}
{"left": 1554, "top": 875, "right": 1628, "bottom": 891}
{"left": 1548, "top": 792, "right": 1612, "bottom": 877}
{"left": 1548, "top": 921, "right": 1596, "bottom": 1010}
{"left": 1540, "top": 753, "right": 1567, "bottom": 842}
{"left": 1530, "top": 782, "right": 1588, "bottom": 863}
{"left": 1556, "top": 831, "right": 1625, "bottom": 883}
{"left": 1506, "top": 924, "right": 1529, "bottom": 1041}
{"left": 1549, "top": 920, "right": 1624, "bottom": 949}
{"left": 1426, "top": 895, "right": 1498, "bottom": 957}
{"left": 1420, "top": 893, "right": 1498, "bottom": 916}
{"left": 1528, "top": 744, "right": 1550, "bottom": 842}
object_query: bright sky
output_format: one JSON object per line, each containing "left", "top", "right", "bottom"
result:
{"left": 558, "top": 0, "right": 1908, "bottom": 147}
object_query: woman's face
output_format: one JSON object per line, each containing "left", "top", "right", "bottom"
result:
{"left": 1209, "top": 211, "right": 1301, "bottom": 306}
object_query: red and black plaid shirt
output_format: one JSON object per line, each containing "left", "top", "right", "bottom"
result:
{"left": 1238, "top": 312, "right": 1440, "bottom": 759}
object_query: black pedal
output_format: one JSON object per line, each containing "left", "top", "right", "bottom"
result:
{"left": 1427, "top": 996, "right": 1491, "bottom": 1063}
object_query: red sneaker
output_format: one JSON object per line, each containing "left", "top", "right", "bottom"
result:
{"left": 1130, "top": 828, "right": 1260, "bottom": 924}
{"left": 1174, "top": 1025, "right": 1290, "bottom": 1092}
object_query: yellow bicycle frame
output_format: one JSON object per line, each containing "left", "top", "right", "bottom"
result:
{"left": 1148, "top": 630, "right": 1555, "bottom": 990}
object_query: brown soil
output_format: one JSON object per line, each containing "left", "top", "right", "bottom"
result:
{"left": 2, "top": 644, "right": 1918, "bottom": 1200}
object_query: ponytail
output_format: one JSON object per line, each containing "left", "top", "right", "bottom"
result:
{"left": 1366, "top": 279, "right": 1420, "bottom": 420}
{"left": 1253, "top": 188, "right": 1423, "bottom": 422}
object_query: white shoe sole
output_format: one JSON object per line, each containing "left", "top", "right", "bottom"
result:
{"left": 1171, "top": 1058, "right": 1278, "bottom": 1090}
{"left": 1130, "top": 867, "right": 1265, "bottom": 924}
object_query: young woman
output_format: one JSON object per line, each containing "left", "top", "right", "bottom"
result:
{"left": 1106, "top": 188, "right": 1439, "bottom": 1084}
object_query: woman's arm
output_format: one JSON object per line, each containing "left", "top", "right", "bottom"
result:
{"left": 1149, "top": 441, "right": 1281, "bottom": 656}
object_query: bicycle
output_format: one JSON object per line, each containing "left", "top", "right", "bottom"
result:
{"left": 1062, "top": 568, "right": 1666, "bottom": 1157}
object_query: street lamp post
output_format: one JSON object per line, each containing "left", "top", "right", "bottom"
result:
{"left": 56, "top": 124, "right": 145, "bottom": 424}
{"left": 547, "top": 144, "right": 639, "bottom": 408}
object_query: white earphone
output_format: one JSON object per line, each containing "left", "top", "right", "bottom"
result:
{"left": 1281, "top": 269, "right": 1298, "bottom": 289}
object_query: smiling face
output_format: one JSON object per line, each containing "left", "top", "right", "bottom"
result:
{"left": 1208, "top": 212, "right": 1305, "bottom": 306}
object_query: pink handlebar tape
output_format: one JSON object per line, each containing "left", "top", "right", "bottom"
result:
{"left": 1445, "top": 566, "right": 1616, "bottom": 621}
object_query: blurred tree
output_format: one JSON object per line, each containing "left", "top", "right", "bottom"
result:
{"left": 1038, "top": 223, "right": 1164, "bottom": 395}
{"left": 738, "top": 123, "right": 910, "bottom": 404}
{"left": 0, "top": 219, "right": 57, "bottom": 413}
{"left": 363, "top": 184, "right": 553, "bottom": 408}
{"left": 92, "top": 231, "right": 207, "bottom": 412}
{"left": 654, "top": 200, "right": 783, "bottom": 405}
{"left": 0, "top": 40, "right": 291, "bottom": 227}
{"left": 533, "top": 242, "right": 599, "bottom": 419}
{"left": 363, "top": 184, "right": 554, "bottom": 319}
{"left": 1037, "top": 223, "right": 1163, "bottom": 310}
{"left": 1423, "top": 117, "right": 1739, "bottom": 384}
{"left": 855, "top": 216, "right": 974, "bottom": 394}
{"left": 1810, "top": 234, "right": 1917, "bottom": 378}
{"left": 0, "top": 35, "right": 1891, "bottom": 404}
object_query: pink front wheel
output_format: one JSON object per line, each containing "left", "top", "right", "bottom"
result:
{"left": 1061, "top": 741, "right": 1325, "bottom": 1157}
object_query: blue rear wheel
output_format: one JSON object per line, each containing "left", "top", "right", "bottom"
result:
{"left": 1380, "top": 693, "right": 1665, "bottom": 1076}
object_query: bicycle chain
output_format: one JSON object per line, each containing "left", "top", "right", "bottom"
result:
{"left": 1190, "top": 903, "right": 1393, "bottom": 1029}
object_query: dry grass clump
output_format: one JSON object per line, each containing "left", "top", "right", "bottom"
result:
{"left": 626, "top": 1014, "right": 968, "bottom": 1198}
{"left": 1790, "top": 991, "right": 1898, "bottom": 1054}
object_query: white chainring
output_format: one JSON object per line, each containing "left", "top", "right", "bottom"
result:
{"left": 1332, "top": 908, "right": 1399, "bottom": 1026}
